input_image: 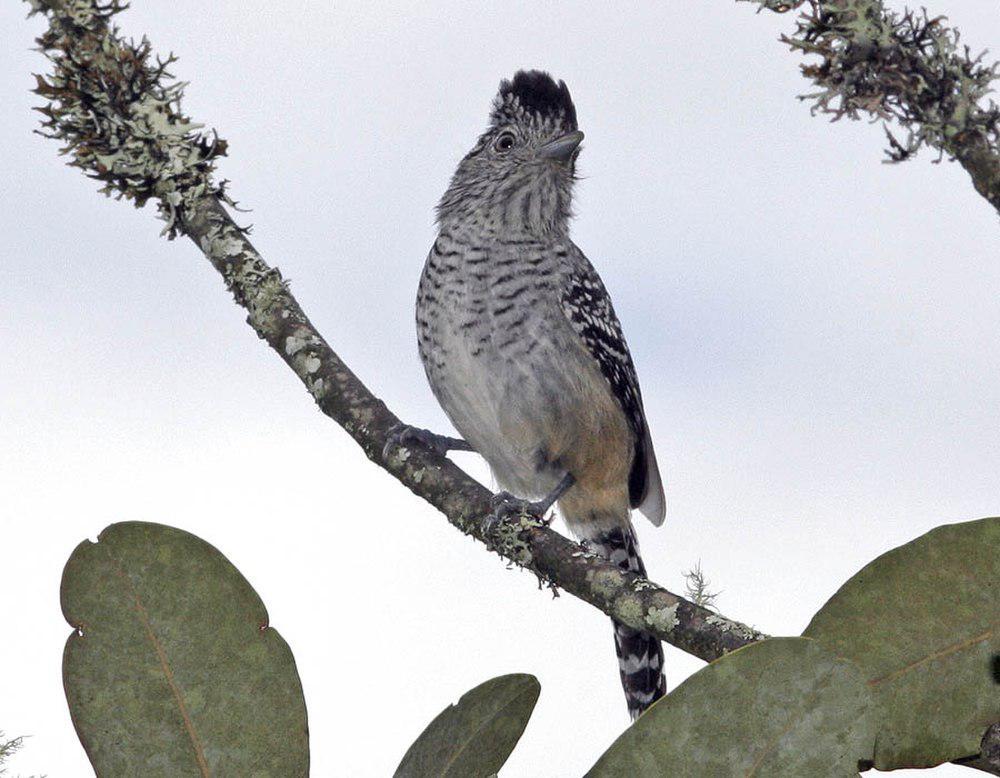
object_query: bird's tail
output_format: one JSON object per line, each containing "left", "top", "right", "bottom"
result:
{"left": 585, "top": 523, "right": 667, "bottom": 720}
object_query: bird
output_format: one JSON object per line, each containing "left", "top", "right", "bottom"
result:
{"left": 401, "top": 70, "right": 667, "bottom": 719}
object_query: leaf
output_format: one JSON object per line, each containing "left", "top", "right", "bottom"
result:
{"left": 803, "top": 516, "right": 1000, "bottom": 769}
{"left": 61, "top": 521, "right": 309, "bottom": 776}
{"left": 587, "top": 637, "right": 875, "bottom": 778}
{"left": 394, "top": 673, "right": 540, "bottom": 778}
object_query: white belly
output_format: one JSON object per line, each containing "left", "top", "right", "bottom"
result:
{"left": 430, "top": 322, "right": 563, "bottom": 498}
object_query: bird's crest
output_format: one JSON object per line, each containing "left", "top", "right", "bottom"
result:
{"left": 492, "top": 70, "right": 577, "bottom": 130}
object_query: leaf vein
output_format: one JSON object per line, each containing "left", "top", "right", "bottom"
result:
{"left": 104, "top": 543, "right": 211, "bottom": 777}
{"left": 867, "top": 626, "right": 996, "bottom": 687}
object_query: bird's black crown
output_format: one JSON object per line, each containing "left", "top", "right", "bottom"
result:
{"left": 492, "top": 70, "right": 577, "bottom": 129}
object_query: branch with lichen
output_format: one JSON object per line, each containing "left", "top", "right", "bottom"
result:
{"left": 23, "top": 0, "right": 764, "bottom": 666}
{"left": 743, "top": 0, "right": 1000, "bottom": 216}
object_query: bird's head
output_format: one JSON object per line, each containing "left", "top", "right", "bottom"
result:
{"left": 437, "top": 70, "right": 582, "bottom": 237}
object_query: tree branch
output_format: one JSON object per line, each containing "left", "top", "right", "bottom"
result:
{"left": 743, "top": 0, "right": 1000, "bottom": 216}
{"left": 24, "top": 0, "right": 765, "bottom": 666}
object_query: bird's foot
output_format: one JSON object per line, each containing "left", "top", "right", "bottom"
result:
{"left": 382, "top": 422, "right": 472, "bottom": 461}
{"left": 483, "top": 491, "right": 554, "bottom": 535}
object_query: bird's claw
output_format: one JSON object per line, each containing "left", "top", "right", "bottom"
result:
{"left": 383, "top": 423, "right": 444, "bottom": 460}
{"left": 383, "top": 422, "right": 471, "bottom": 461}
{"left": 483, "top": 491, "right": 552, "bottom": 535}
{"left": 382, "top": 423, "right": 408, "bottom": 461}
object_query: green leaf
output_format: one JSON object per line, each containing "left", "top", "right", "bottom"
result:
{"left": 803, "top": 516, "right": 1000, "bottom": 769}
{"left": 587, "top": 637, "right": 875, "bottom": 777}
{"left": 61, "top": 521, "right": 309, "bottom": 777}
{"left": 394, "top": 673, "right": 540, "bottom": 778}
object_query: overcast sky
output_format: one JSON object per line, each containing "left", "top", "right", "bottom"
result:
{"left": 1, "top": 1, "right": 998, "bottom": 776}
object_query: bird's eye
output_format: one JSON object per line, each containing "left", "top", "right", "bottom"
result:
{"left": 494, "top": 132, "right": 516, "bottom": 152}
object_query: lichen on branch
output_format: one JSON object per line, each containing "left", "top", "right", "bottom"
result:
{"left": 745, "top": 0, "right": 1000, "bottom": 214}
{"left": 28, "top": 0, "right": 227, "bottom": 236}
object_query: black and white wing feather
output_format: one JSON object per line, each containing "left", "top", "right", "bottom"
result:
{"left": 560, "top": 247, "right": 665, "bottom": 525}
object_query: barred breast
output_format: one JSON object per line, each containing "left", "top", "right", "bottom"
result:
{"left": 415, "top": 230, "right": 633, "bottom": 505}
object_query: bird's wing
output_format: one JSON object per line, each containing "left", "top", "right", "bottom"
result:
{"left": 559, "top": 247, "right": 665, "bottom": 525}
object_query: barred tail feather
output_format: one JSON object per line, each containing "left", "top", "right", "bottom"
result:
{"left": 589, "top": 525, "right": 667, "bottom": 720}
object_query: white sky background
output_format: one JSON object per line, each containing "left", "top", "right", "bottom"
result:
{"left": 1, "top": 1, "right": 998, "bottom": 775}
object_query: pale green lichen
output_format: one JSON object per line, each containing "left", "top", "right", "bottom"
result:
{"left": 747, "top": 0, "right": 999, "bottom": 171}
{"left": 241, "top": 268, "right": 290, "bottom": 332}
{"left": 589, "top": 569, "right": 622, "bottom": 600}
{"left": 307, "top": 377, "right": 326, "bottom": 400}
{"left": 28, "top": 0, "right": 229, "bottom": 238}
{"left": 706, "top": 613, "right": 767, "bottom": 643}
{"left": 485, "top": 513, "right": 543, "bottom": 568}
{"left": 615, "top": 595, "right": 644, "bottom": 626}
{"left": 646, "top": 603, "right": 680, "bottom": 633}
{"left": 199, "top": 232, "right": 243, "bottom": 259}
{"left": 284, "top": 335, "right": 307, "bottom": 357}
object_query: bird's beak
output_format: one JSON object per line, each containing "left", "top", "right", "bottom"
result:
{"left": 539, "top": 130, "right": 584, "bottom": 161}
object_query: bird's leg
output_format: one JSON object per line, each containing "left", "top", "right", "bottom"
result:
{"left": 486, "top": 472, "right": 576, "bottom": 532}
{"left": 535, "top": 471, "right": 576, "bottom": 514}
{"left": 382, "top": 422, "right": 473, "bottom": 461}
